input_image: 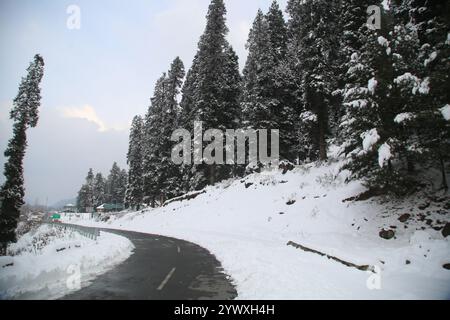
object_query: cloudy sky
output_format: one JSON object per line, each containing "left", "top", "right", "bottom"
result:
{"left": 0, "top": 0, "right": 288, "bottom": 206}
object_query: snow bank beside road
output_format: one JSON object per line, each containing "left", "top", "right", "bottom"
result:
{"left": 68, "top": 160, "right": 450, "bottom": 300}
{"left": 0, "top": 225, "right": 134, "bottom": 300}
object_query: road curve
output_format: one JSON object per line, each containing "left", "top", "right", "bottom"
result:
{"left": 62, "top": 227, "right": 237, "bottom": 300}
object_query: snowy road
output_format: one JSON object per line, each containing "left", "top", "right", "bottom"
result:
{"left": 61, "top": 227, "right": 237, "bottom": 300}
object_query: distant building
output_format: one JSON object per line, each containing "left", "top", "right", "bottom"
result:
{"left": 96, "top": 203, "right": 124, "bottom": 213}
{"left": 63, "top": 204, "right": 77, "bottom": 213}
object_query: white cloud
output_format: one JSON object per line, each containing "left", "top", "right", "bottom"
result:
{"left": 60, "top": 105, "right": 129, "bottom": 132}
{"left": 22, "top": 107, "right": 128, "bottom": 204}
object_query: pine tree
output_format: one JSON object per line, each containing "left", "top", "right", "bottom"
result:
{"left": 160, "top": 58, "right": 186, "bottom": 200}
{"left": 106, "top": 162, "right": 126, "bottom": 205}
{"left": 339, "top": 1, "right": 424, "bottom": 194}
{"left": 76, "top": 184, "right": 89, "bottom": 212}
{"left": 0, "top": 54, "right": 44, "bottom": 252}
{"left": 340, "top": 0, "right": 449, "bottom": 194}
{"left": 182, "top": 0, "right": 242, "bottom": 189}
{"left": 392, "top": 0, "right": 450, "bottom": 189}
{"left": 242, "top": 4, "right": 297, "bottom": 163}
{"left": 242, "top": 10, "right": 276, "bottom": 131}
{"left": 142, "top": 73, "right": 168, "bottom": 206}
{"left": 180, "top": 54, "right": 200, "bottom": 133}
{"left": 93, "top": 172, "right": 106, "bottom": 208}
{"left": 77, "top": 168, "right": 95, "bottom": 212}
{"left": 287, "top": 0, "right": 342, "bottom": 161}
{"left": 141, "top": 58, "right": 186, "bottom": 205}
{"left": 340, "top": 1, "right": 393, "bottom": 187}
{"left": 125, "top": 116, "right": 144, "bottom": 210}
{"left": 118, "top": 169, "right": 128, "bottom": 205}
{"left": 266, "top": 0, "right": 288, "bottom": 61}
{"left": 335, "top": 0, "right": 375, "bottom": 139}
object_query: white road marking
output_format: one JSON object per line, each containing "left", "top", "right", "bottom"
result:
{"left": 157, "top": 267, "right": 176, "bottom": 291}
{"left": 177, "top": 246, "right": 181, "bottom": 254}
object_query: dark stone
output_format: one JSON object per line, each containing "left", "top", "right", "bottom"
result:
{"left": 286, "top": 200, "right": 296, "bottom": 206}
{"left": 419, "top": 203, "right": 430, "bottom": 210}
{"left": 406, "top": 260, "right": 411, "bottom": 265}
{"left": 442, "top": 223, "right": 450, "bottom": 238}
{"left": 379, "top": 229, "right": 395, "bottom": 240}
{"left": 443, "top": 264, "right": 450, "bottom": 270}
{"left": 245, "top": 183, "right": 254, "bottom": 189}
{"left": 279, "top": 212, "right": 285, "bottom": 215}
{"left": 398, "top": 214, "right": 411, "bottom": 223}
{"left": 279, "top": 162, "right": 295, "bottom": 175}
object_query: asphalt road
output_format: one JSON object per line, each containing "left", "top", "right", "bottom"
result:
{"left": 61, "top": 228, "right": 237, "bottom": 300}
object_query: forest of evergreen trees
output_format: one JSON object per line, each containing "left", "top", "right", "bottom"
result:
{"left": 123, "top": 0, "right": 449, "bottom": 209}
{"left": 76, "top": 163, "right": 128, "bottom": 212}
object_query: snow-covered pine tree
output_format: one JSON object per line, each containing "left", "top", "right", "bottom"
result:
{"left": 180, "top": 54, "right": 200, "bottom": 133}
{"left": 160, "top": 57, "right": 186, "bottom": 201}
{"left": 77, "top": 168, "right": 95, "bottom": 212}
{"left": 0, "top": 54, "right": 44, "bottom": 252}
{"left": 178, "top": 55, "right": 200, "bottom": 193}
{"left": 243, "top": 9, "right": 277, "bottom": 134}
{"left": 242, "top": 5, "right": 297, "bottom": 164}
{"left": 142, "top": 74, "right": 169, "bottom": 206}
{"left": 76, "top": 184, "right": 89, "bottom": 212}
{"left": 118, "top": 169, "right": 128, "bottom": 205}
{"left": 335, "top": 0, "right": 375, "bottom": 140}
{"left": 106, "top": 162, "right": 125, "bottom": 205}
{"left": 341, "top": 0, "right": 449, "bottom": 194}
{"left": 287, "top": 0, "right": 342, "bottom": 161}
{"left": 340, "top": 1, "right": 423, "bottom": 194}
{"left": 340, "top": 1, "right": 395, "bottom": 189}
{"left": 181, "top": 0, "right": 242, "bottom": 189}
{"left": 125, "top": 115, "right": 144, "bottom": 210}
{"left": 267, "top": 2, "right": 298, "bottom": 163}
{"left": 93, "top": 172, "right": 106, "bottom": 208}
{"left": 401, "top": 0, "right": 450, "bottom": 189}
{"left": 266, "top": 1, "right": 288, "bottom": 62}
{"left": 387, "top": 0, "right": 428, "bottom": 177}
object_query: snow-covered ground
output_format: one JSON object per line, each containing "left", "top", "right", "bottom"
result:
{"left": 0, "top": 224, "right": 134, "bottom": 300}
{"left": 63, "top": 158, "right": 449, "bottom": 300}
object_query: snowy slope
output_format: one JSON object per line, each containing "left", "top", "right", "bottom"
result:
{"left": 0, "top": 225, "right": 134, "bottom": 299}
{"left": 65, "top": 158, "right": 450, "bottom": 300}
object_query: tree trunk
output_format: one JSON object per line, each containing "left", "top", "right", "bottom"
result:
{"left": 407, "top": 156, "right": 415, "bottom": 173}
{"left": 439, "top": 153, "right": 448, "bottom": 190}
{"left": 316, "top": 93, "right": 328, "bottom": 161}
{"left": 209, "top": 164, "right": 216, "bottom": 186}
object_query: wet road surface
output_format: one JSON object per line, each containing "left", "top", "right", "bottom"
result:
{"left": 62, "top": 228, "right": 237, "bottom": 300}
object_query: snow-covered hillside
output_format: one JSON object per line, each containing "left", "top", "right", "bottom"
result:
{"left": 66, "top": 158, "right": 450, "bottom": 300}
{"left": 0, "top": 225, "right": 134, "bottom": 299}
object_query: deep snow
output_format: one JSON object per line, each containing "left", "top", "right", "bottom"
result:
{"left": 0, "top": 224, "right": 134, "bottom": 299}
{"left": 64, "top": 157, "right": 449, "bottom": 300}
